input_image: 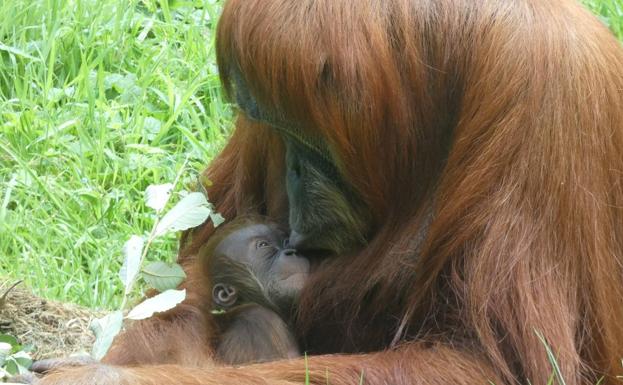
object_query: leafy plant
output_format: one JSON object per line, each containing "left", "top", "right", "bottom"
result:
{"left": 90, "top": 160, "right": 223, "bottom": 360}
{"left": 0, "top": 334, "right": 33, "bottom": 379}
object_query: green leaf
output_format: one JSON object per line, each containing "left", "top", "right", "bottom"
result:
{"left": 210, "top": 212, "right": 225, "bottom": 227}
{"left": 144, "top": 183, "right": 173, "bottom": 212}
{"left": 11, "top": 351, "right": 31, "bottom": 369}
{"left": 0, "top": 42, "right": 40, "bottom": 61}
{"left": 4, "top": 351, "right": 32, "bottom": 375}
{"left": 154, "top": 192, "right": 211, "bottom": 236}
{"left": 90, "top": 311, "right": 123, "bottom": 361}
{"left": 127, "top": 289, "right": 186, "bottom": 320}
{"left": 0, "top": 335, "right": 18, "bottom": 348}
{"left": 119, "top": 236, "right": 144, "bottom": 294}
{"left": 142, "top": 261, "right": 186, "bottom": 292}
{"left": 0, "top": 342, "right": 11, "bottom": 367}
{"left": 103, "top": 73, "right": 124, "bottom": 90}
{"left": 143, "top": 117, "right": 163, "bottom": 141}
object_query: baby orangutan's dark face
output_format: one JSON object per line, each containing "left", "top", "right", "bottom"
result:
{"left": 211, "top": 224, "right": 310, "bottom": 311}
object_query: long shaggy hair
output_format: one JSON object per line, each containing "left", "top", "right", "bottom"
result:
{"left": 177, "top": 0, "right": 623, "bottom": 383}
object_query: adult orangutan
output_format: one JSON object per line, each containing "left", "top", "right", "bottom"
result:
{"left": 35, "top": 0, "right": 623, "bottom": 384}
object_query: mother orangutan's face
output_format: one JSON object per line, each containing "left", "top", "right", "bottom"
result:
{"left": 232, "top": 71, "right": 370, "bottom": 255}
{"left": 283, "top": 138, "right": 370, "bottom": 255}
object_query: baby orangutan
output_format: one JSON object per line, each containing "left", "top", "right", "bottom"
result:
{"left": 200, "top": 220, "right": 310, "bottom": 365}
{"left": 26, "top": 220, "right": 309, "bottom": 381}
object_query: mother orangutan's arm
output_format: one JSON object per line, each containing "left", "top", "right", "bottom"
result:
{"left": 38, "top": 344, "right": 502, "bottom": 385}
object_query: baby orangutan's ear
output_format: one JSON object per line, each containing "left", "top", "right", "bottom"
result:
{"left": 212, "top": 283, "right": 237, "bottom": 307}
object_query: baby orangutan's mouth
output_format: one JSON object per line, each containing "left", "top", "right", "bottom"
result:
{"left": 280, "top": 272, "right": 309, "bottom": 293}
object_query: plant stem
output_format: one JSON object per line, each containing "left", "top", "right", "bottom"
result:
{"left": 119, "top": 155, "right": 190, "bottom": 310}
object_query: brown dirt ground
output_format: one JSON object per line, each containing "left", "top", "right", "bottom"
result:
{"left": 0, "top": 280, "right": 100, "bottom": 360}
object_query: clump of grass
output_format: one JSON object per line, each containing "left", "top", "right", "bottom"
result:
{"left": 0, "top": 0, "right": 231, "bottom": 309}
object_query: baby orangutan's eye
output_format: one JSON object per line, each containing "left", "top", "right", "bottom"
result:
{"left": 256, "top": 240, "right": 271, "bottom": 249}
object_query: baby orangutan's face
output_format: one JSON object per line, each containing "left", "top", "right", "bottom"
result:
{"left": 214, "top": 224, "right": 310, "bottom": 303}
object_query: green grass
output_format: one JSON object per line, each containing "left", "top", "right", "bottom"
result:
{"left": 0, "top": 0, "right": 621, "bottom": 309}
{"left": 0, "top": 0, "right": 231, "bottom": 309}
